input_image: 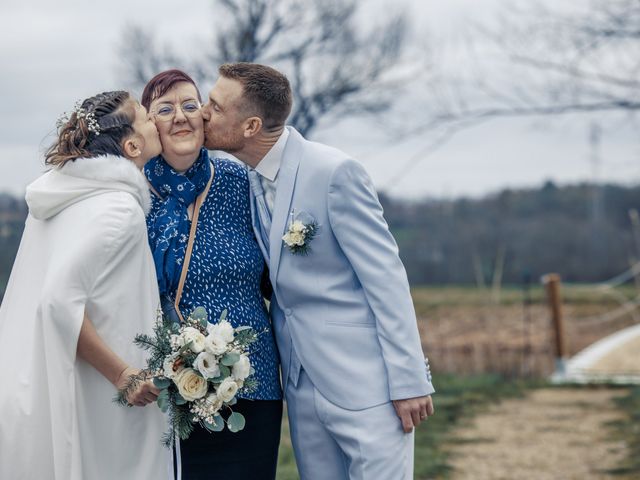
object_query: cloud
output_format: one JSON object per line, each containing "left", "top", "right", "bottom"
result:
{"left": 1, "top": 0, "right": 636, "bottom": 198}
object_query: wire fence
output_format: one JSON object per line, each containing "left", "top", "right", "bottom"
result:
{"left": 418, "top": 264, "right": 640, "bottom": 378}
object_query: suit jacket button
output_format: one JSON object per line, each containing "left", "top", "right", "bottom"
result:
{"left": 285, "top": 308, "right": 292, "bottom": 316}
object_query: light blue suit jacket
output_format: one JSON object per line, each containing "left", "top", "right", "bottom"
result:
{"left": 249, "top": 127, "right": 434, "bottom": 411}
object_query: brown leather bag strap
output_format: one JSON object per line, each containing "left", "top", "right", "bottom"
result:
{"left": 173, "top": 166, "right": 214, "bottom": 322}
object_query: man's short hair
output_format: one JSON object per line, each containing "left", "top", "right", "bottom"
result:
{"left": 219, "top": 63, "right": 292, "bottom": 129}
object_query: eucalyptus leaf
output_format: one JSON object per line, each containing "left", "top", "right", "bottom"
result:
{"left": 219, "top": 309, "right": 228, "bottom": 322}
{"left": 153, "top": 377, "right": 172, "bottom": 389}
{"left": 234, "top": 329, "right": 256, "bottom": 344}
{"left": 218, "top": 365, "right": 231, "bottom": 378}
{"left": 190, "top": 306, "right": 208, "bottom": 323}
{"left": 157, "top": 389, "right": 170, "bottom": 413}
{"left": 227, "top": 412, "right": 246, "bottom": 433}
{"left": 174, "top": 392, "right": 188, "bottom": 405}
{"left": 225, "top": 397, "right": 237, "bottom": 406}
{"left": 221, "top": 352, "right": 240, "bottom": 366}
{"left": 204, "top": 414, "right": 225, "bottom": 432}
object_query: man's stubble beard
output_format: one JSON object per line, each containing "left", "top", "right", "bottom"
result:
{"left": 204, "top": 127, "right": 244, "bottom": 154}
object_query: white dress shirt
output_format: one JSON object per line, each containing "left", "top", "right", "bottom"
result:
{"left": 254, "top": 128, "right": 290, "bottom": 214}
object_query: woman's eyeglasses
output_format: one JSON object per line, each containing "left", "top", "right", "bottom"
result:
{"left": 151, "top": 100, "right": 201, "bottom": 122}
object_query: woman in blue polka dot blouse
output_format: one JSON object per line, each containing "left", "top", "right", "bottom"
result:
{"left": 142, "top": 69, "right": 281, "bottom": 480}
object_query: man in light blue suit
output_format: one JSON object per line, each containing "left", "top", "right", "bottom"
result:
{"left": 202, "top": 63, "right": 435, "bottom": 480}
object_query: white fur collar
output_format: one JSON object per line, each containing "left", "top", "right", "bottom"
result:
{"left": 59, "top": 154, "right": 151, "bottom": 214}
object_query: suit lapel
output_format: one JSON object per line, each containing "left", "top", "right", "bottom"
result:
{"left": 269, "top": 128, "right": 303, "bottom": 283}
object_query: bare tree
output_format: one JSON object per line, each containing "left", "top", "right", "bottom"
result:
{"left": 415, "top": 0, "right": 640, "bottom": 134}
{"left": 118, "top": 0, "right": 408, "bottom": 136}
{"left": 379, "top": 0, "right": 640, "bottom": 190}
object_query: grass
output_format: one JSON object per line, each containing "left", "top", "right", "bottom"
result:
{"left": 275, "top": 374, "right": 538, "bottom": 480}
{"left": 275, "top": 412, "right": 299, "bottom": 480}
{"left": 413, "top": 374, "right": 540, "bottom": 479}
{"left": 609, "top": 386, "right": 640, "bottom": 477}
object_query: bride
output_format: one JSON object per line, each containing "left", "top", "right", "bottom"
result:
{"left": 0, "top": 91, "right": 172, "bottom": 479}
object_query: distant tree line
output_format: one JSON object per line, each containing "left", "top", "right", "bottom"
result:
{"left": 0, "top": 193, "right": 28, "bottom": 301}
{"left": 381, "top": 181, "right": 640, "bottom": 286}
{"left": 1, "top": 182, "right": 639, "bottom": 300}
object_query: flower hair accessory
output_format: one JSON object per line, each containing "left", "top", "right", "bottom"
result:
{"left": 56, "top": 100, "right": 101, "bottom": 136}
{"left": 282, "top": 209, "right": 318, "bottom": 255}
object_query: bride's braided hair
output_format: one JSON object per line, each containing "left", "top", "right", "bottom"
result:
{"left": 45, "top": 91, "right": 136, "bottom": 167}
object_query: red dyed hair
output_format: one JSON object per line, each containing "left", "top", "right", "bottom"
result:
{"left": 141, "top": 69, "right": 201, "bottom": 109}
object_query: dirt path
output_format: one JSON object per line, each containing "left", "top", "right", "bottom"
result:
{"left": 444, "top": 388, "right": 630, "bottom": 480}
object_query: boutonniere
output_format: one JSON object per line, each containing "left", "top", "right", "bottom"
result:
{"left": 282, "top": 209, "right": 318, "bottom": 255}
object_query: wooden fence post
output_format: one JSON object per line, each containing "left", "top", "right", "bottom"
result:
{"left": 542, "top": 273, "right": 568, "bottom": 375}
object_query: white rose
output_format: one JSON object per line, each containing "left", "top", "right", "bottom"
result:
{"left": 232, "top": 354, "right": 251, "bottom": 381}
{"left": 207, "top": 320, "right": 235, "bottom": 343}
{"left": 217, "top": 377, "right": 239, "bottom": 403}
{"left": 290, "top": 231, "right": 305, "bottom": 246}
{"left": 204, "top": 332, "right": 228, "bottom": 355}
{"left": 291, "top": 220, "right": 307, "bottom": 234}
{"left": 282, "top": 232, "right": 294, "bottom": 247}
{"left": 283, "top": 231, "right": 305, "bottom": 247}
{"left": 181, "top": 327, "right": 206, "bottom": 353}
{"left": 194, "top": 352, "right": 221, "bottom": 379}
{"left": 162, "top": 355, "right": 183, "bottom": 379}
{"left": 173, "top": 368, "right": 208, "bottom": 401}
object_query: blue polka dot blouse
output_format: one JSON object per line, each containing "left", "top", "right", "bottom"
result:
{"left": 146, "top": 157, "right": 282, "bottom": 400}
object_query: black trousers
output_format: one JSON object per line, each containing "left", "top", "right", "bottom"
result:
{"left": 175, "top": 399, "right": 283, "bottom": 480}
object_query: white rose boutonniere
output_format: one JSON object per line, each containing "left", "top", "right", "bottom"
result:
{"left": 282, "top": 209, "right": 318, "bottom": 255}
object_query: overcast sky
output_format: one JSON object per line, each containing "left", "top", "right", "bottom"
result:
{"left": 1, "top": 0, "right": 637, "bottom": 199}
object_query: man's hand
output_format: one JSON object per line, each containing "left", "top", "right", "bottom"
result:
{"left": 392, "top": 395, "right": 435, "bottom": 433}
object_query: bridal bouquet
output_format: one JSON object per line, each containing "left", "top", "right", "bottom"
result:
{"left": 117, "top": 307, "right": 257, "bottom": 447}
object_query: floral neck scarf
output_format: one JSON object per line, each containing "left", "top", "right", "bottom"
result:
{"left": 144, "top": 147, "right": 211, "bottom": 295}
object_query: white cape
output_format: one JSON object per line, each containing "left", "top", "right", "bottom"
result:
{"left": 0, "top": 155, "right": 171, "bottom": 479}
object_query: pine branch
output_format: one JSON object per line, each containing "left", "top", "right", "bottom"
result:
{"left": 133, "top": 333, "right": 159, "bottom": 351}
{"left": 113, "top": 370, "right": 150, "bottom": 406}
{"left": 173, "top": 404, "right": 195, "bottom": 441}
